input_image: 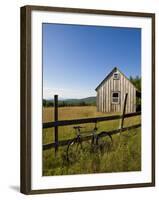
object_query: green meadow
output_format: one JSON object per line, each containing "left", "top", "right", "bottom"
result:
{"left": 42, "top": 106, "right": 141, "bottom": 176}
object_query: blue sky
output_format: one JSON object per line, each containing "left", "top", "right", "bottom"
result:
{"left": 43, "top": 23, "right": 141, "bottom": 99}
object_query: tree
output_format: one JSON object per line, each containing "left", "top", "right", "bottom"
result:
{"left": 43, "top": 99, "right": 47, "bottom": 107}
{"left": 129, "top": 75, "right": 141, "bottom": 91}
{"left": 129, "top": 75, "right": 141, "bottom": 111}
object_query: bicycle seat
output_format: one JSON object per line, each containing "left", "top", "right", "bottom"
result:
{"left": 73, "top": 126, "right": 85, "bottom": 129}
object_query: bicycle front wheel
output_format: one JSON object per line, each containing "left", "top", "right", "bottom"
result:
{"left": 97, "top": 132, "right": 113, "bottom": 154}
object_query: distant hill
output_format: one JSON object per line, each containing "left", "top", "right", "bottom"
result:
{"left": 43, "top": 96, "right": 96, "bottom": 107}
{"left": 64, "top": 96, "right": 96, "bottom": 104}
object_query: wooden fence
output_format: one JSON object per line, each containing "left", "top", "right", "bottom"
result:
{"left": 43, "top": 94, "right": 141, "bottom": 153}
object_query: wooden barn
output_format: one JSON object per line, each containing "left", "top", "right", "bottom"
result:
{"left": 95, "top": 67, "right": 140, "bottom": 113}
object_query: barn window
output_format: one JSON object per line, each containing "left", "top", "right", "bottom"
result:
{"left": 112, "top": 92, "right": 120, "bottom": 104}
{"left": 113, "top": 72, "right": 119, "bottom": 79}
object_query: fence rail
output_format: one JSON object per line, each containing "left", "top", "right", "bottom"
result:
{"left": 43, "top": 123, "right": 141, "bottom": 150}
{"left": 43, "top": 111, "right": 141, "bottom": 129}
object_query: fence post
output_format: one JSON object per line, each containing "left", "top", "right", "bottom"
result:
{"left": 120, "top": 93, "right": 128, "bottom": 133}
{"left": 54, "top": 94, "right": 58, "bottom": 154}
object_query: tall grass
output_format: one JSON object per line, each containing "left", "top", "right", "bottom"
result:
{"left": 42, "top": 106, "right": 141, "bottom": 176}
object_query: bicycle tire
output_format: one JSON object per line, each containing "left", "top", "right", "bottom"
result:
{"left": 66, "top": 137, "right": 83, "bottom": 163}
{"left": 88, "top": 133, "right": 99, "bottom": 153}
{"left": 96, "top": 132, "right": 113, "bottom": 154}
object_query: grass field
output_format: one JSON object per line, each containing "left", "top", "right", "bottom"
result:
{"left": 42, "top": 106, "right": 141, "bottom": 176}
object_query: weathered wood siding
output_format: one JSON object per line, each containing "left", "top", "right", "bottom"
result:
{"left": 96, "top": 69, "right": 136, "bottom": 113}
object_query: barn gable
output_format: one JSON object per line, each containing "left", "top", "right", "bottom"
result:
{"left": 95, "top": 67, "right": 139, "bottom": 92}
{"left": 95, "top": 67, "right": 138, "bottom": 113}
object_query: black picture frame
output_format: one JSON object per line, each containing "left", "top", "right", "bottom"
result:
{"left": 20, "top": 5, "right": 155, "bottom": 194}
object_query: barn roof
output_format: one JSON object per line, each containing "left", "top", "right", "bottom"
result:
{"left": 95, "top": 67, "right": 140, "bottom": 93}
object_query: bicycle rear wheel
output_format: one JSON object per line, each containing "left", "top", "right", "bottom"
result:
{"left": 66, "top": 138, "right": 83, "bottom": 164}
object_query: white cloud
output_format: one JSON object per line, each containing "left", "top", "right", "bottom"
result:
{"left": 43, "top": 87, "right": 96, "bottom": 99}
